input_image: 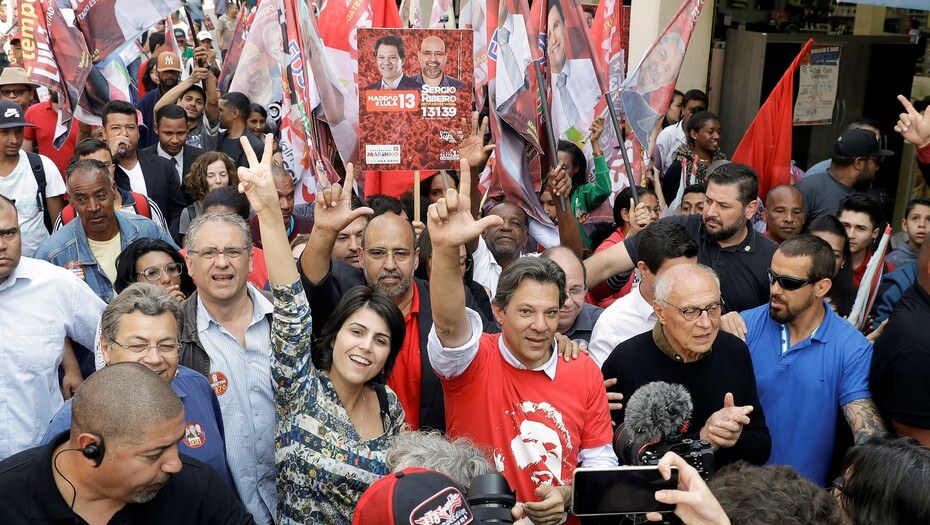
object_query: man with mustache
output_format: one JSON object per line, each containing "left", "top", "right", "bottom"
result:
{"left": 586, "top": 162, "right": 778, "bottom": 313}
{"left": 299, "top": 166, "right": 493, "bottom": 431}
{"left": 33, "top": 159, "right": 177, "bottom": 302}
{"left": 412, "top": 36, "right": 465, "bottom": 89}
{"left": 720, "top": 235, "right": 883, "bottom": 485}
{"left": 471, "top": 202, "right": 529, "bottom": 300}
{"left": 0, "top": 362, "right": 252, "bottom": 523}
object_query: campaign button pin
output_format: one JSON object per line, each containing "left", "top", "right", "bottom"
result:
{"left": 209, "top": 371, "right": 229, "bottom": 396}
{"left": 182, "top": 421, "right": 206, "bottom": 448}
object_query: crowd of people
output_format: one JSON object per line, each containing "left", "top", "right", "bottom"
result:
{"left": 1, "top": 1, "right": 930, "bottom": 524}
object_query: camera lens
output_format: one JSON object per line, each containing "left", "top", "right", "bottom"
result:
{"left": 467, "top": 474, "right": 515, "bottom": 524}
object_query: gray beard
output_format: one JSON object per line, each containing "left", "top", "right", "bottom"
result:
{"left": 366, "top": 270, "right": 412, "bottom": 298}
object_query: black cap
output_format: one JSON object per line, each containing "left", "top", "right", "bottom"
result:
{"left": 0, "top": 99, "right": 34, "bottom": 129}
{"left": 833, "top": 128, "right": 893, "bottom": 158}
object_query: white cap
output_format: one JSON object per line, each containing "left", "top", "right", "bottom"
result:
{"left": 196, "top": 30, "right": 212, "bottom": 42}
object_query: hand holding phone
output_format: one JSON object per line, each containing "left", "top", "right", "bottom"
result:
{"left": 572, "top": 466, "right": 679, "bottom": 516}
{"left": 646, "top": 452, "right": 730, "bottom": 525}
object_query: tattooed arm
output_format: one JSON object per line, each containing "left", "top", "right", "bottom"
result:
{"left": 843, "top": 399, "right": 887, "bottom": 444}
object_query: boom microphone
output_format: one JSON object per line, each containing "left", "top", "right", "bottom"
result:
{"left": 614, "top": 382, "right": 693, "bottom": 463}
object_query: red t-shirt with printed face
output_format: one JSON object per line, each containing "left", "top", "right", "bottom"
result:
{"left": 441, "top": 333, "right": 613, "bottom": 519}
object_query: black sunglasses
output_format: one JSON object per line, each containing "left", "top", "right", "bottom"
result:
{"left": 766, "top": 269, "right": 819, "bottom": 291}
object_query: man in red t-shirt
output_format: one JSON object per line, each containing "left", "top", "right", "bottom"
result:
{"left": 426, "top": 165, "right": 617, "bottom": 525}
{"left": 24, "top": 92, "right": 80, "bottom": 175}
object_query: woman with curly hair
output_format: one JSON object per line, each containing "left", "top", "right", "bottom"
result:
{"left": 179, "top": 151, "right": 239, "bottom": 240}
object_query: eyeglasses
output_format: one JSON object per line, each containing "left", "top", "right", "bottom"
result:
{"left": 766, "top": 269, "right": 819, "bottom": 291}
{"left": 0, "top": 88, "right": 27, "bottom": 98}
{"left": 660, "top": 300, "right": 724, "bottom": 321}
{"left": 188, "top": 247, "right": 250, "bottom": 259}
{"left": 109, "top": 340, "right": 181, "bottom": 357}
{"left": 364, "top": 248, "right": 413, "bottom": 262}
{"left": 567, "top": 286, "right": 587, "bottom": 298}
{"left": 137, "top": 262, "right": 184, "bottom": 281}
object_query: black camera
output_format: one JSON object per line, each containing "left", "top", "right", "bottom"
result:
{"left": 467, "top": 473, "right": 516, "bottom": 524}
{"left": 614, "top": 426, "right": 715, "bottom": 481}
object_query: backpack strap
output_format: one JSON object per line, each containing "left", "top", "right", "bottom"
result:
{"left": 25, "top": 151, "right": 52, "bottom": 234}
{"left": 372, "top": 382, "right": 390, "bottom": 420}
{"left": 129, "top": 191, "right": 151, "bottom": 218}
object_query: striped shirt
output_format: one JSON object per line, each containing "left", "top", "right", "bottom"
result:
{"left": 196, "top": 284, "right": 277, "bottom": 524}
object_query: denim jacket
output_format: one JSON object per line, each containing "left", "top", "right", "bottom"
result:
{"left": 33, "top": 212, "right": 178, "bottom": 302}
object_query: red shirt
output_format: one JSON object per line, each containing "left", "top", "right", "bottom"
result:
{"left": 442, "top": 333, "right": 613, "bottom": 516}
{"left": 24, "top": 100, "right": 78, "bottom": 176}
{"left": 386, "top": 284, "right": 422, "bottom": 429}
{"left": 587, "top": 228, "right": 634, "bottom": 308}
{"left": 853, "top": 247, "right": 873, "bottom": 288}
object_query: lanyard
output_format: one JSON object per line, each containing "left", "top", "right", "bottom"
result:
{"left": 285, "top": 215, "right": 295, "bottom": 238}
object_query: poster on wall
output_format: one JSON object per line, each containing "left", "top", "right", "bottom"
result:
{"left": 358, "top": 28, "right": 473, "bottom": 171}
{"left": 793, "top": 44, "right": 842, "bottom": 126}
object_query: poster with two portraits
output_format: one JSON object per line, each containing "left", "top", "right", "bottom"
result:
{"left": 358, "top": 29, "right": 473, "bottom": 171}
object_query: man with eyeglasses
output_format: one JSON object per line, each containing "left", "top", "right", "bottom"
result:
{"left": 41, "top": 283, "right": 235, "bottom": 488}
{"left": 602, "top": 263, "right": 771, "bottom": 468}
{"left": 539, "top": 246, "right": 602, "bottom": 344}
{"left": 0, "top": 67, "right": 36, "bottom": 112}
{"left": 300, "top": 165, "right": 493, "bottom": 431}
{"left": 179, "top": 211, "right": 277, "bottom": 524}
{"left": 719, "top": 235, "right": 882, "bottom": 485}
{"left": 0, "top": 194, "right": 103, "bottom": 461}
{"left": 34, "top": 159, "right": 177, "bottom": 302}
{"left": 796, "top": 128, "right": 893, "bottom": 230}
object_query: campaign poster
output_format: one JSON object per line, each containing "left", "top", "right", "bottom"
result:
{"left": 793, "top": 44, "right": 841, "bottom": 126}
{"left": 358, "top": 28, "right": 473, "bottom": 171}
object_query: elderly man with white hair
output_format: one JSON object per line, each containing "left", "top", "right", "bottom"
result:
{"left": 601, "top": 264, "right": 771, "bottom": 468}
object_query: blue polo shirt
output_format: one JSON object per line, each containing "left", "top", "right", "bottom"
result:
{"left": 741, "top": 301, "right": 872, "bottom": 485}
{"left": 41, "top": 366, "right": 234, "bottom": 488}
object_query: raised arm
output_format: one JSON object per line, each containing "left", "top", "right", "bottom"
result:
{"left": 429, "top": 158, "right": 503, "bottom": 348}
{"left": 298, "top": 164, "right": 372, "bottom": 284}
{"left": 154, "top": 66, "right": 209, "bottom": 115}
{"left": 584, "top": 239, "right": 635, "bottom": 288}
{"left": 456, "top": 113, "right": 495, "bottom": 253}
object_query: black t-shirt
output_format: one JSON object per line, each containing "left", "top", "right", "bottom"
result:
{"left": 623, "top": 214, "right": 777, "bottom": 313}
{"left": 0, "top": 432, "right": 254, "bottom": 524}
{"left": 870, "top": 284, "right": 930, "bottom": 430}
{"left": 217, "top": 131, "right": 265, "bottom": 169}
{"left": 602, "top": 328, "right": 771, "bottom": 467}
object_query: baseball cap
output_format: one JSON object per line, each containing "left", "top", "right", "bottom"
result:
{"left": 0, "top": 67, "right": 39, "bottom": 88}
{"left": 833, "top": 128, "right": 894, "bottom": 158}
{"left": 157, "top": 51, "right": 182, "bottom": 72}
{"left": 196, "top": 30, "right": 213, "bottom": 42}
{"left": 353, "top": 468, "right": 476, "bottom": 525}
{"left": 173, "top": 28, "right": 187, "bottom": 41}
{"left": 0, "top": 99, "right": 34, "bottom": 129}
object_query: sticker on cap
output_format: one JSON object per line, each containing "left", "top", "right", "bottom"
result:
{"left": 209, "top": 371, "right": 229, "bottom": 396}
{"left": 182, "top": 421, "right": 206, "bottom": 448}
{"left": 409, "top": 487, "right": 473, "bottom": 525}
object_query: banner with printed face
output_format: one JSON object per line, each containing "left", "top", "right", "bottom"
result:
{"left": 72, "top": 0, "right": 180, "bottom": 62}
{"left": 358, "top": 28, "right": 473, "bottom": 170}
{"left": 229, "top": 0, "right": 284, "bottom": 109}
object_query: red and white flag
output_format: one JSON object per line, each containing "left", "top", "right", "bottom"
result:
{"left": 72, "top": 0, "right": 181, "bottom": 63}
{"left": 18, "top": 0, "right": 93, "bottom": 147}
{"left": 459, "top": 0, "right": 489, "bottom": 109}
{"left": 229, "top": 0, "right": 284, "bottom": 108}
{"left": 163, "top": 15, "right": 181, "bottom": 55}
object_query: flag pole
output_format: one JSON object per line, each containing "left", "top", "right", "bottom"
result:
{"left": 604, "top": 91, "right": 639, "bottom": 207}
{"left": 532, "top": 60, "right": 568, "bottom": 213}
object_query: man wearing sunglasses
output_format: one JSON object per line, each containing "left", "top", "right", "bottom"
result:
{"left": 721, "top": 235, "right": 883, "bottom": 485}
{"left": 603, "top": 263, "right": 771, "bottom": 468}
{"left": 796, "top": 128, "right": 893, "bottom": 230}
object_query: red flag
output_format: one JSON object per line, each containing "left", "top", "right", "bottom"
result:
{"left": 72, "top": 0, "right": 181, "bottom": 62}
{"left": 163, "top": 16, "right": 181, "bottom": 55}
{"left": 217, "top": 6, "right": 250, "bottom": 92}
{"left": 459, "top": 0, "right": 489, "bottom": 109}
{"left": 731, "top": 38, "right": 813, "bottom": 200}
{"left": 18, "top": 0, "right": 93, "bottom": 147}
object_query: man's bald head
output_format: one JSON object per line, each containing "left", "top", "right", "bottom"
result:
{"left": 765, "top": 184, "right": 802, "bottom": 208}
{"left": 71, "top": 362, "right": 183, "bottom": 446}
{"left": 765, "top": 184, "right": 804, "bottom": 244}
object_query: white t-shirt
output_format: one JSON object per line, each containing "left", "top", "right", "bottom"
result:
{"left": 0, "top": 151, "right": 65, "bottom": 257}
{"left": 121, "top": 160, "right": 148, "bottom": 196}
{"left": 655, "top": 122, "right": 687, "bottom": 174}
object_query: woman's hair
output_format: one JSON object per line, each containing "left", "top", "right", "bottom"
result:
{"left": 686, "top": 110, "right": 720, "bottom": 141}
{"left": 612, "top": 185, "right": 656, "bottom": 227}
{"left": 185, "top": 151, "right": 239, "bottom": 202}
{"left": 316, "top": 286, "right": 406, "bottom": 380}
{"left": 842, "top": 434, "right": 930, "bottom": 525}
{"left": 249, "top": 103, "right": 267, "bottom": 119}
{"left": 808, "top": 215, "right": 855, "bottom": 317}
{"left": 113, "top": 238, "right": 196, "bottom": 296}
{"left": 418, "top": 171, "right": 460, "bottom": 202}
{"left": 557, "top": 140, "right": 588, "bottom": 191}
{"left": 142, "top": 57, "right": 159, "bottom": 93}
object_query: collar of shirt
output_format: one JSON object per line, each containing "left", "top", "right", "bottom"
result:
{"left": 632, "top": 286, "right": 658, "bottom": 323}
{"left": 25, "top": 432, "right": 81, "bottom": 521}
{"left": 709, "top": 222, "right": 759, "bottom": 254}
{"left": 497, "top": 333, "right": 558, "bottom": 380}
{"left": 774, "top": 300, "right": 833, "bottom": 350}
{"left": 652, "top": 322, "right": 709, "bottom": 362}
{"left": 404, "top": 281, "right": 422, "bottom": 320}
{"left": 157, "top": 143, "right": 184, "bottom": 169}
{"left": 0, "top": 256, "right": 40, "bottom": 292}
{"left": 564, "top": 303, "right": 598, "bottom": 338}
{"left": 196, "top": 283, "right": 273, "bottom": 334}
{"left": 382, "top": 75, "right": 403, "bottom": 90}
